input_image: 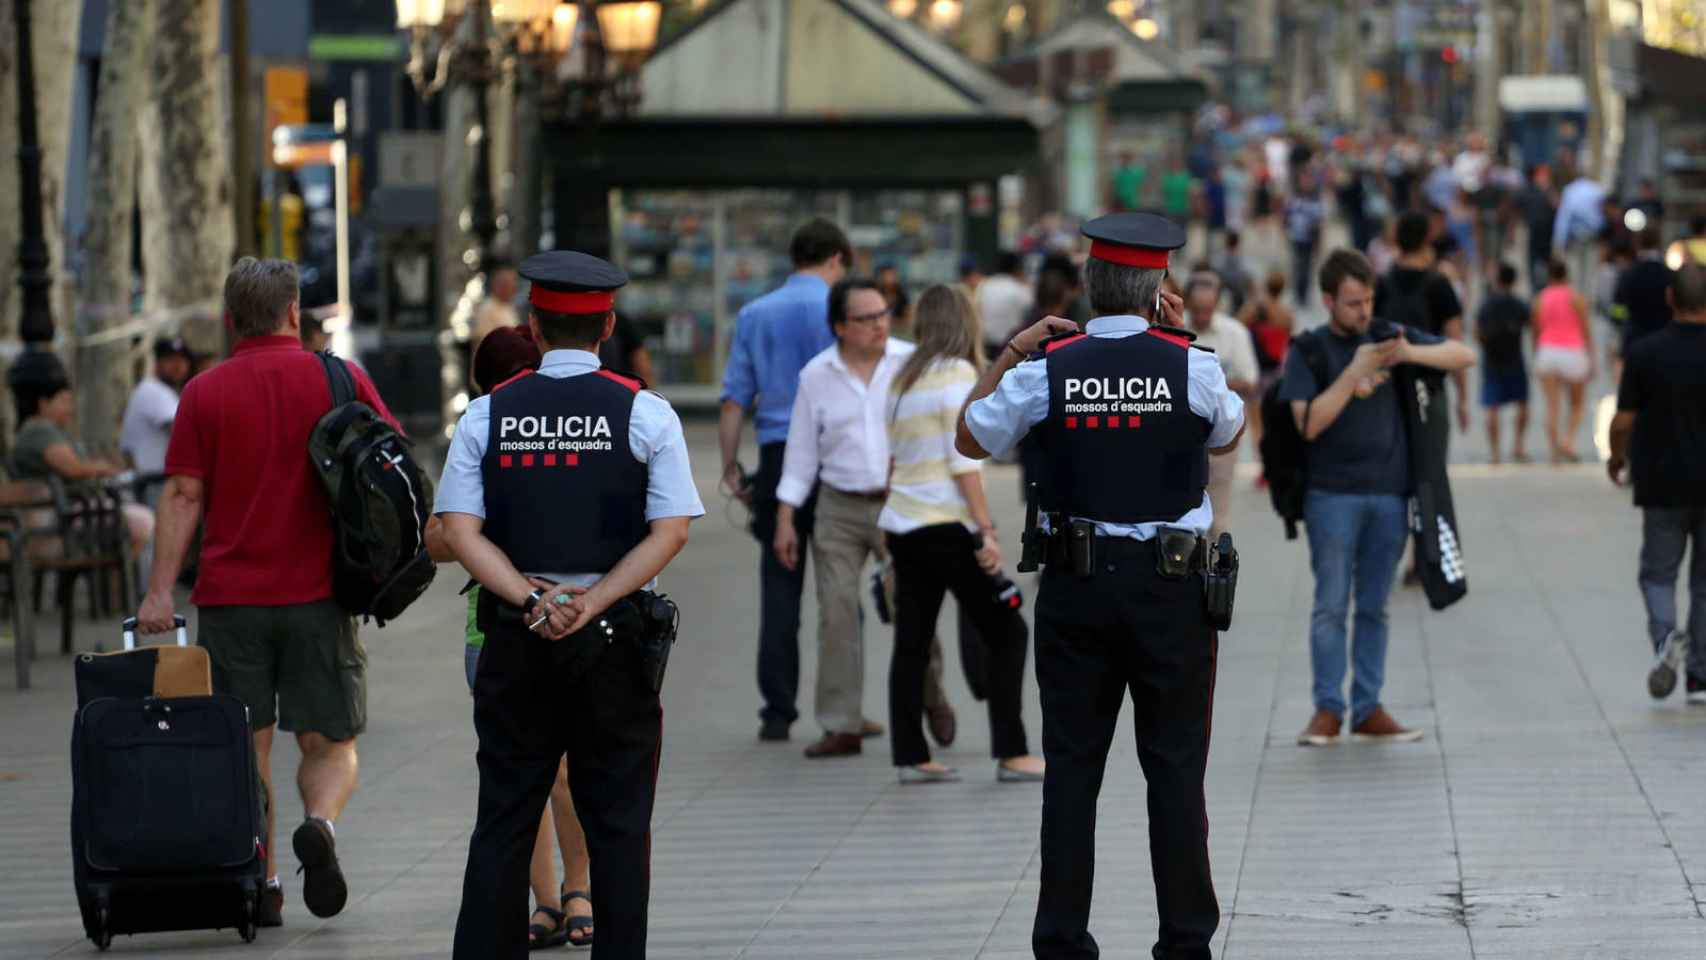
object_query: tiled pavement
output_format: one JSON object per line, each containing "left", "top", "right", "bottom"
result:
{"left": 3, "top": 421, "right": 1704, "bottom": 959}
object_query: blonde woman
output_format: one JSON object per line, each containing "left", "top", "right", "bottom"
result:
{"left": 879, "top": 285, "right": 1044, "bottom": 784}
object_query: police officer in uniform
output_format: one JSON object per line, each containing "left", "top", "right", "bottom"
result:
{"left": 437, "top": 250, "right": 704, "bottom": 959}
{"left": 955, "top": 214, "right": 1245, "bottom": 960}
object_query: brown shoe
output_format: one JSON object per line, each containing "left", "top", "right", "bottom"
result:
{"left": 1296, "top": 709, "right": 1342, "bottom": 747}
{"left": 926, "top": 703, "right": 957, "bottom": 748}
{"left": 859, "top": 718, "right": 885, "bottom": 739}
{"left": 1351, "top": 707, "right": 1424, "bottom": 742}
{"left": 804, "top": 732, "right": 862, "bottom": 758}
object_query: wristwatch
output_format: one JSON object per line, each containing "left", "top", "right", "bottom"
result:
{"left": 520, "top": 588, "right": 545, "bottom": 616}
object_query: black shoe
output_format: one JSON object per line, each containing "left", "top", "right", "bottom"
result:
{"left": 1688, "top": 673, "right": 1706, "bottom": 705}
{"left": 292, "top": 818, "right": 348, "bottom": 919}
{"left": 257, "top": 885, "right": 283, "bottom": 928}
{"left": 758, "top": 719, "right": 791, "bottom": 742}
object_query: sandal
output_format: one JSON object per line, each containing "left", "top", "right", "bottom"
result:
{"left": 528, "top": 905, "right": 568, "bottom": 950}
{"left": 561, "top": 887, "right": 594, "bottom": 947}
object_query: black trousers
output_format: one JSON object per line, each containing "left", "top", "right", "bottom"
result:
{"left": 751, "top": 441, "right": 815, "bottom": 727}
{"left": 1031, "top": 539, "right": 1219, "bottom": 960}
{"left": 887, "top": 524, "right": 1030, "bottom": 767}
{"left": 452, "top": 618, "right": 663, "bottom": 960}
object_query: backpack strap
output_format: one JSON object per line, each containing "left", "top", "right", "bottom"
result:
{"left": 319, "top": 351, "right": 357, "bottom": 410}
{"left": 1293, "top": 330, "right": 1331, "bottom": 389}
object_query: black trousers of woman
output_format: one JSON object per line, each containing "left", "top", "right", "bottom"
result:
{"left": 887, "top": 523, "right": 1029, "bottom": 767}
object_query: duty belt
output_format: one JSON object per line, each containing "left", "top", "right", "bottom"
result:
{"left": 1040, "top": 523, "right": 1206, "bottom": 578}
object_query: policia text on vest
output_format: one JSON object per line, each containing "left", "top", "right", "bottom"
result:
{"left": 954, "top": 213, "right": 1248, "bottom": 960}
{"left": 434, "top": 250, "right": 705, "bottom": 960}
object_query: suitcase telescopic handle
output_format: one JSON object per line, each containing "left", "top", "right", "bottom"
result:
{"left": 120, "top": 615, "right": 189, "bottom": 651}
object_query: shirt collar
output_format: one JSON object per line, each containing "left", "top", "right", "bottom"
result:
{"left": 232, "top": 335, "right": 302, "bottom": 355}
{"left": 785, "top": 273, "right": 830, "bottom": 292}
{"left": 1085, "top": 315, "right": 1151, "bottom": 336}
{"left": 827, "top": 338, "right": 906, "bottom": 372}
{"left": 540, "top": 349, "right": 601, "bottom": 375}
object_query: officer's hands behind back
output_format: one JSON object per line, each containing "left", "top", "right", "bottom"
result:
{"left": 526, "top": 576, "right": 580, "bottom": 641}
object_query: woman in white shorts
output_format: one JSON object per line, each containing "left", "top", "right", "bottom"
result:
{"left": 1531, "top": 258, "right": 1596, "bottom": 463}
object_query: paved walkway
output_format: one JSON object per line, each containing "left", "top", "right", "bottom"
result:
{"left": 3, "top": 423, "right": 1703, "bottom": 958}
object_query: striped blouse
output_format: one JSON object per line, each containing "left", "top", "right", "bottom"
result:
{"left": 878, "top": 357, "right": 982, "bottom": 535}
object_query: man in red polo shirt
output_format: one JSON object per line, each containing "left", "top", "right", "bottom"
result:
{"left": 139, "top": 256, "right": 399, "bottom": 929}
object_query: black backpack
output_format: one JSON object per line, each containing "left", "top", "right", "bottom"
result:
{"left": 1258, "top": 331, "right": 1329, "bottom": 540}
{"left": 309, "top": 354, "right": 436, "bottom": 626}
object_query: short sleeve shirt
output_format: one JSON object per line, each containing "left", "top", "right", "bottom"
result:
{"left": 435, "top": 349, "right": 705, "bottom": 586}
{"left": 964, "top": 315, "right": 1245, "bottom": 539}
{"left": 1613, "top": 258, "right": 1674, "bottom": 351}
{"left": 1376, "top": 267, "right": 1462, "bottom": 336}
{"left": 9, "top": 418, "right": 74, "bottom": 481}
{"left": 1617, "top": 325, "right": 1706, "bottom": 508}
{"left": 1278, "top": 325, "right": 1442, "bottom": 496}
{"left": 165, "top": 336, "right": 401, "bottom": 606}
{"left": 119, "top": 376, "right": 179, "bottom": 474}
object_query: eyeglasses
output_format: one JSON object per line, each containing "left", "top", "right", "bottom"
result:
{"left": 845, "top": 308, "right": 891, "bottom": 325}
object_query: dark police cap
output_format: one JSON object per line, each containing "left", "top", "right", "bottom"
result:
{"left": 1082, "top": 212, "right": 1186, "bottom": 269}
{"left": 520, "top": 250, "right": 628, "bottom": 314}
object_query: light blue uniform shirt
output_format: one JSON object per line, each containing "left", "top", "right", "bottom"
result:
{"left": 720, "top": 273, "right": 837, "bottom": 445}
{"left": 964, "top": 315, "right": 1245, "bottom": 540}
{"left": 436, "top": 349, "right": 705, "bottom": 586}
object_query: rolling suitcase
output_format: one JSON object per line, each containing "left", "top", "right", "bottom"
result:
{"left": 71, "top": 617, "right": 265, "bottom": 950}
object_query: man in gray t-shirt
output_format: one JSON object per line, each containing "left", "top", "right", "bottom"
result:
{"left": 1279, "top": 250, "right": 1474, "bottom": 748}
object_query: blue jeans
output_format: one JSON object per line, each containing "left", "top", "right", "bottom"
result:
{"left": 1304, "top": 490, "right": 1409, "bottom": 725}
{"left": 1640, "top": 507, "right": 1706, "bottom": 678}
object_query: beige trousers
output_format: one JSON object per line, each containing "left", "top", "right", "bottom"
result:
{"left": 812, "top": 487, "right": 945, "bottom": 734}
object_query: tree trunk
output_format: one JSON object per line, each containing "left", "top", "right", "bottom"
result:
{"left": 437, "top": 10, "right": 484, "bottom": 431}
{"left": 141, "top": 0, "right": 232, "bottom": 358}
{"left": 74, "top": 0, "right": 152, "bottom": 453}
{"left": 0, "top": 0, "right": 84, "bottom": 450}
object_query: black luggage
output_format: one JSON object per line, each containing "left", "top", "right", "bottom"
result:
{"left": 71, "top": 618, "right": 265, "bottom": 950}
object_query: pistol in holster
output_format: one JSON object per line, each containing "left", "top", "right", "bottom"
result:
{"left": 1203, "top": 532, "right": 1239, "bottom": 631}
{"left": 1018, "top": 482, "right": 1046, "bottom": 573}
{"left": 635, "top": 592, "right": 680, "bottom": 694}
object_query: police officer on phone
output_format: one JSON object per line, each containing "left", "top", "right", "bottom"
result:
{"left": 954, "top": 213, "right": 1245, "bottom": 960}
{"left": 436, "top": 250, "right": 704, "bottom": 960}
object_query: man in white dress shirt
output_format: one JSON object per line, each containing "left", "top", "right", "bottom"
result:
{"left": 774, "top": 278, "right": 915, "bottom": 758}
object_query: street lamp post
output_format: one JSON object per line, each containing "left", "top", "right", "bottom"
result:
{"left": 13, "top": 0, "right": 54, "bottom": 347}
{"left": 396, "top": 0, "right": 661, "bottom": 431}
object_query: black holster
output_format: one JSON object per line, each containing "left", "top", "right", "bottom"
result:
{"left": 634, "top": 592, "right": 679, "bottom": 693}
{"left": 1203, "top": 532, "right": 1239, "bottom": 631}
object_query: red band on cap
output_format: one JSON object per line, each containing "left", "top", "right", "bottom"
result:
{"left": 529, "top": 288, "right": 614, "bottom": 313}
{"left": 1089, "top": 240, "right": 1171, "bottom": 269}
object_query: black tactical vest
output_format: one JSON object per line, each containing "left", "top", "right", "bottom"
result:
{"left": 481, "top": 369, "right": 649, "bottom": 573}
{"left": 1038, "top": 329, "right": 1211, "bottom": 523}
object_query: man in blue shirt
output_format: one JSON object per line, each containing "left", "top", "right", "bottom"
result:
{"left": 718, "top": 219, "right": 851, "bottom": 741}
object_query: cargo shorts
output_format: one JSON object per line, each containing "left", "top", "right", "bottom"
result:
{"left": 199, "top": 599, "right": 367, "bottom": 740}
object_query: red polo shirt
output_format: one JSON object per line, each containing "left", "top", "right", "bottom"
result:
{"left": 164, "top": 336, "right": 400, "bottom": 607}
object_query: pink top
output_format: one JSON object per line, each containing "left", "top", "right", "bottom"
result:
{"left": 1535, "top": 284, "right": 1586, "bottom": 349}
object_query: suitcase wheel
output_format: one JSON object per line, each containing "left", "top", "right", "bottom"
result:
{"left": 92, "top": 903, "right": 112, "bottom": 952}
{"left": 238, "top": 888, "right": 258, "bottom": 943}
